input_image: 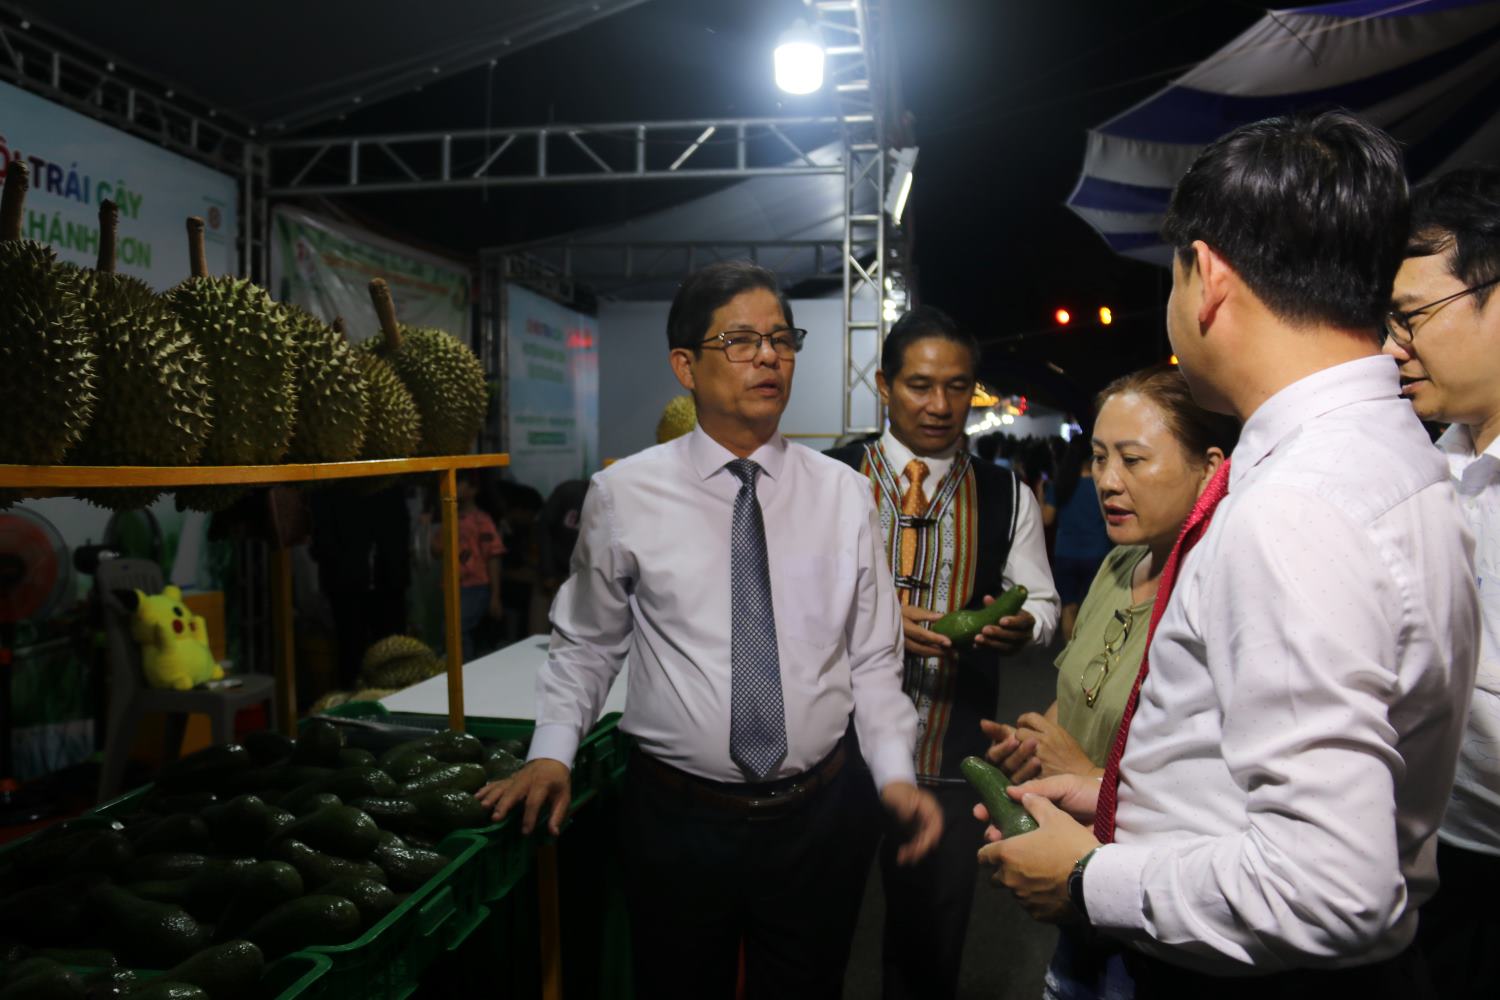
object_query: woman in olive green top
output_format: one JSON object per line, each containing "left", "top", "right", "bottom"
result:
{"left": 985, "top": 366, "right": 1239, "bottom": 781}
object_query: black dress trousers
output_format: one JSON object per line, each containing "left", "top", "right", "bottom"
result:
{"left": 619, "top": 745, "right": 882, "bottom": 1000}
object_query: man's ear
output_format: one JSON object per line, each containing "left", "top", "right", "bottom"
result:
{"left": 669, "top": 348, "right": 696, "bottom": 392}
{"left": 1195, "top": 241, "right": 1231, "bottom": 331}
{"left": 875, "top": 369, "right": 891, "bottom": 408}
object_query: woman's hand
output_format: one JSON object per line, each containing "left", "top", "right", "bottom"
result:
{"left": 1012, "top": 711, "right": 1102, "bottom": 781}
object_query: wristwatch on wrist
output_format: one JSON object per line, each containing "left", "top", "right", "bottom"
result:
{"left": 1068, "top": 846, "right": 1100, "bottom": 923}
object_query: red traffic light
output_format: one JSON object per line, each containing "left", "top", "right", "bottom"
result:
{"left": 1054, "top": 308, "right": 1071, "bottom": 325}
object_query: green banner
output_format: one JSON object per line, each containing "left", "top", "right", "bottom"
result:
{"left": 270, "top": 207, "right": 471, "bottom": 341}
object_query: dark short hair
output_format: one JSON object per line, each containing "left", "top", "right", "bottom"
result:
{"left": 1161, "top": 110, "right": 1408, "bottom": 333}
{"left": 880, "top": 305, "right": 980, "bottom": 382}
{"left": 1408, "top": 166, "right": 1500, "bottom": 310}
{"left": 1096, "top": 366, "right": 1239, "bottom": 463}
{"left": 666, "top": 261, "right": 793, "bottom": 353}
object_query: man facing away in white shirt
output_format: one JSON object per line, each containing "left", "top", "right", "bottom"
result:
{"left": 975, "top": 111, "right": 1478, "bottom": 999}
{"left": 477, "top": 260, "right": 942, "bottom": 997}
{"left": 1381, "top": 165, "right": 1500, "bottom": 1000}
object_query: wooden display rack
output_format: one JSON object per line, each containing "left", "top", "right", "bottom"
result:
{"left": 1, "top": 453, "right": 509, "bottom": 735}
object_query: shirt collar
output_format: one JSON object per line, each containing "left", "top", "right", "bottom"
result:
{"left": 1230, "top": 355, "right": 1399, "bottom": 491}
{"left": 879, "top": 428, "right": 961, "bottom": 476}
{"left": 1436, "top": 421, "right": 1500, "bottom": 486}
{"left": 1437, "top": 422, "right": 1500, "bottom": 460}
{"left": 686, "top": 424, "right": 789, "bottom": 481}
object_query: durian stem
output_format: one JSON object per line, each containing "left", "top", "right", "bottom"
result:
{"left": 332, "top": 316, "right": 348, "bottom": 341}
{"left": 369, "top": 278, "right": 403, "bottom": 352}
{"left": 97, "top": 200, "right": 119, "bottom": 273}
{"left": 0, "top": 161, "right": 28, "bottom": 242}
{"left": 186, "top": 216, "right": 209, "bottom": 278}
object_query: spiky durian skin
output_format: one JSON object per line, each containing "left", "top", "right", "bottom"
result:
{"left": 0, "top": 241, "right": 96, "bottom": 465}
{"left": 167, "top": 275, "right": 298, "bottom": 511}
{"left": 69, "top": 268, "right": 214, "bottom": 510}
{"left": 656, "top": 394, "right": 697, "bottom": 444}
{"left": 362, "top": 634, "right": 436, "bottom": 674}
{"left": 376, "top": 327, "right": 487, "bottom": 456}
{"left": 354, "top": 350, "right": 422, "bottom": 460}
{"left": 284, "top": 305, "right": 369, "bottom": 463}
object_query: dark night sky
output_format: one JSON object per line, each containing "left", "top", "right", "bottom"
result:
{"left": 889, "top": 0, "right": 1328, "bottom": 412}
{"left": 22, "top": 0, "right": 1332, "bottom": 415}
{"left": 291, "top": 0, "right": 1330, "bottom": 413}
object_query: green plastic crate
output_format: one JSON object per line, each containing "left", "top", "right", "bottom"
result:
{"left": 269, "top": 952, "right": 334, "bottom": 1000}
{"left": 295, "top": 831, "right": 490, "bottom": 1000}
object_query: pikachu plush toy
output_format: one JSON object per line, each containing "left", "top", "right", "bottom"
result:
{"left": 117, "top": 585, "right": 224, "bottom": 690}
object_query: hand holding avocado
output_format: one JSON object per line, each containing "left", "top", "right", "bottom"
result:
{"left": 927, "top": 586, "right": 1034, "bottom": 655}
{"left": 972, "top": 771, "right": 1103, "bottom": 924}
{"left": 900, "top": 604, "right": 953, "bottom": 659}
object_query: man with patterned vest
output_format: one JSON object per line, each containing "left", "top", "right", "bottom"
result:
{"left": 827, "top": 305, "right": 1060, "bottom": 998}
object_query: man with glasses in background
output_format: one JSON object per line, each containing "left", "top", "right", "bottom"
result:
{"left": 480, "top": 260, "right": 942, "bottom": 997}
{"left": 1382, "top": 166, "right": 1500, "bottom": 999}
{"left": 826, "top": 305, "right": 1059, "bottom": 999}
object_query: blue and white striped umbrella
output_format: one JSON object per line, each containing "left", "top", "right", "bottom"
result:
{"left": 1066, "top": 0, "right": 1500, "bottom": 265}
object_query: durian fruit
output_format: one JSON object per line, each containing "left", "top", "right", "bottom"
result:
{"left": 345, "top": 317, "right": 421, "bottom": 461}
{"left": 656, "top": 394, "right": 697, "bottom": 443}
{"left": 366, "top": 278, "right": 486, "bottom": 456}
{"left": 0, "top": 161, "right": 96, "bottom": 470}
{"left": 167, "top": 217, "right": 299, "bottom": 511}
{"left": 70, "top": 200, "right": 214, "bottom": 510}
{"left": 360, "top": 634, "right": 443, "bottom": 689}
{"left": 284, "top": 307, "right": 368, "bottom": 463}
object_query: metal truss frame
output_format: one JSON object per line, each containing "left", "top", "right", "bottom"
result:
{"left": 815, "top": 0, "right": 889, "bottom": 436}
{"left": 486, "top": 239, "right": 846, "bottom": 295}
{"left": 0, "top": 10, "right": 270, "bottom": 282}
{"left": 266, "top": 116, "right": 857, "bottom": 197}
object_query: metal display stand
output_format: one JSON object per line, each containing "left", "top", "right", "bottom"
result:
{"left": 0, "top": 454, "right": 509, "bottom": 734}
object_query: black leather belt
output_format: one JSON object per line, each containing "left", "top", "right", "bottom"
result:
{"left": 630, "top": 739, "right": 848, "bottom": 818}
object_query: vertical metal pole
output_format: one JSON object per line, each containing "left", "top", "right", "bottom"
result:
{"left": 538, "top": 842, "right": 563, "bottom": 1000}
{"left": 841, "top": 137, "right": 855, "bottom": 435}
{"left": 875, "top": 144, "right": 887, "bottom": 431}
{"left": 270, "top": 546, "right": 296, "bottom": 737}
{"left": 439, "top": 467, "right": 465, "bottom": 731}
{"left": 498, "top": 263, "right": 511, "bottom": 454}
{"left": 239, "top": 144, "right": 253, "bottom": 279}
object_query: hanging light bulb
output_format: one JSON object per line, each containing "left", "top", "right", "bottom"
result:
{"left": 775, "top": 20, "right": 824, "bottom": 95}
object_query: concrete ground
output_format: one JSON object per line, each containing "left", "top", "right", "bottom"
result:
{"left": 844, "top": 639, "right": 1063, "bottom": 1000}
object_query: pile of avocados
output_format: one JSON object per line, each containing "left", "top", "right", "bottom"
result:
{"left": 0, "top": 719, "right": 529, "bottom": 999}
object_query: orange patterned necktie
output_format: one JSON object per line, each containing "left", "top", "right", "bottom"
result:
{"left": 898, "top": 459, "right": 930, "bottom": 605}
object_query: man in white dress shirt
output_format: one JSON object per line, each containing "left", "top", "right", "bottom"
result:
{"left": 826, "top": 305, "right": 1060, "bottom": 998}
{"left": 976, "top": 111, "right": 1478, "bottom": 998}
{"left": 1382, "top": 165, "right": 1500, "bottom": 999}
{"left": 478, "top": 260, "right": 942, "bottom": 997}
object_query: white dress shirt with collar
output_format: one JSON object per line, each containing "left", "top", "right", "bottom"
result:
{"left": 1084, "top": 356, "right": 1479, "bottom": 973}
{"left": 528, "top": 426, "right": 919, "bottom": 791}
{"left": 877, "top": 429, "right": 1060, "bottom": 647}
{"left": 1435, "top": 423, "right": 1500, "bottom": 857}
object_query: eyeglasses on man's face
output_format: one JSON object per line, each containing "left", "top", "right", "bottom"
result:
{"left": 1383, "top": 276, "right": 1500, "bottom": 348}
{"left": 700, "top": 327, "right": 807, "bottom": 363}
{"left": 1080, "top": 608, "right": 1135, "bottom": 708}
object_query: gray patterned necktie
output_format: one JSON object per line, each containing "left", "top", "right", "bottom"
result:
{"left": 725, "top": 458, "right": 787, "bottom": 781}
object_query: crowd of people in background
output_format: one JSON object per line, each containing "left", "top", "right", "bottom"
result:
{"left": 476, "top": 108, "right": 1499, "bottom": 1000}
{"left": 301, "top": 107, "right": 1500, "bottom": 1000}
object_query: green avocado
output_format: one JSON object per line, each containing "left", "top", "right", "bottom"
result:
{"left": 928, "top": 585, "right": 1028, "bottom": 646}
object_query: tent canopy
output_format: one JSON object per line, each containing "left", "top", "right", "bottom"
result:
{"left": 1067, "top": 0, "right": 1500, "bottom": 265}
{"left": 6, "top": 0, "right": 863, "bottom": 272}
